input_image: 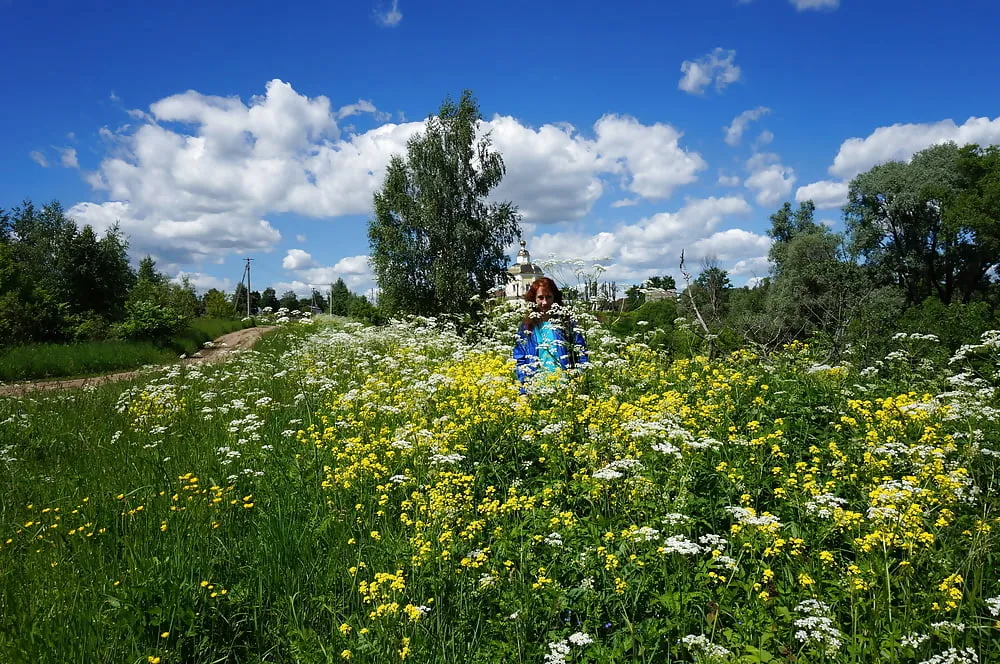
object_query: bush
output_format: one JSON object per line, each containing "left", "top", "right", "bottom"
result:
{"left": 111, "top": 300, "right": 184, "bottom": 343}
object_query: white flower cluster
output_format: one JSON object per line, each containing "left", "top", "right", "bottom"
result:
{"left": 658, "top": 535, "right": 705, "bottom": 556}
{"left": 543, "top": 632, "right": 593, "bottom": 664}
{"left": 725, "top": 506, "right": 782, "bottom": 529}
{"left": 793, "top": 599, "right": 843, "bottom": 657}
{"left": 901, "top": 632, "right": 930, "bottom": 648}
{"left": 544, "top": 532, "right": 564, "bottom": 547}
{"left": 679, "top": 634, "right": 731, "bottom": 660}
{"left": 917, "top": 647, "right": 979, "bottom": 664}
{"left": 629, "top": 526, "right": 661, "bottom": 542}
{"left": 804, "top": 493, "right": 848, "bottom": 518}
{"left": 592, "top": 458, "right": 643, "bottom": 480}
{"left": 429, "top": 452, "right": 465, "bottom": 465}
{"left": 985, "top": 595, "right": 1000, "bottom": 617}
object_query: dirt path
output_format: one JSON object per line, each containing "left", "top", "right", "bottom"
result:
{"left": 0, "top": 326, "right": 276, "bottom": 397}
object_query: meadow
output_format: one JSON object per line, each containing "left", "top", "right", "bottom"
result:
{"left": 1, "top": 309, "right": 999, "bottom": 663}
{"left": 0, "top": 317, "right": 254, "bottom": 382}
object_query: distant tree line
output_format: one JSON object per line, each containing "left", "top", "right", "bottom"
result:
{"left": 0, "top": 202, "right": 379, "bottom": 347}
{"left": 604, "top": 142, "right": 1000, "bottom": 362}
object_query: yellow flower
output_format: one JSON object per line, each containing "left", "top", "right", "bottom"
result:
{"left": 340, "top": 650, "right": 352, "bottom": 660}
{"left": 160, "top": 632, "right": 170, "bottom": 638}
{"left": 339, "top": 623, "right": 352, "bottom": 635}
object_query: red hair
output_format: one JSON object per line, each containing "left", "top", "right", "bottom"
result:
{"left": 522, "top": 277, "right": 563, "bottom": 330}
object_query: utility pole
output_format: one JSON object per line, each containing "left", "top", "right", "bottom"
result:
{"left": 245, "top": 257, "right": 252, "bottom": 318}
{"left": 234, "top": 257, "right": 254, "bottom": 318}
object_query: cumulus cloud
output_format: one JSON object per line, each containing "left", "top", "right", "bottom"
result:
{"left": 724, "top": 107, "right": 770, "bottom": 146}
{"left": 57, "top": 147, "right": 79, "bottom": 168}
{"left": 490, "top": 113, "right": 705, "bottom": 221}
{"left": 717, "top": 173, "right": 741, "bottom": 187}
{"left": 690, "top": 228, "right": 772, "bottom": 262}
{"left": 530, "top": 196, "right": 754, "bottom": 281}
{"left": 280, "top": 254, "right": 375, "bottom": 294}
{"left": 679, "top": 48, "right": 741, "bottom": 95}
{"left": 744, "top": 153, "right": 796, "bottom": 207}
{"left": 30, "top": 151, "right": 49, "bottom": 167}
{"left": 375, "top": 0, "right": 402, "bottom": 26}
{"left": 730, "top": 255, "right": 772, "bottom": 277}
{"left": 282, "top": 248, "right": 318, "bottom": 270}
{"left": 71, "top": 79, "right": 708, "bottom": 271}
{"left": 795, "top": 179, "right": 848, "bottom": 209}
{"left": 594, "top": 114, "right": 707, "bottom": 200}
{"left": 829, "top": 116, "right": 1000, "bottom": 179}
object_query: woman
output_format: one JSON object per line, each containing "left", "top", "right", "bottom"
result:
{"left": 513, "top": 277, "right": 588, "bottom": 385}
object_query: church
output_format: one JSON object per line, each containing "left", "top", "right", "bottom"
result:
{"left": 499, "top": 240, "right": 545, "bottom": 300}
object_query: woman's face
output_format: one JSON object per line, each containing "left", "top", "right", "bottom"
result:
{"left": 534, "top": 286, "right": 555, "bottom": 314}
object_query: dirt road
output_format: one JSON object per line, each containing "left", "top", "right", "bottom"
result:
{"left": 0, "top": 326, "right": 276, "bottom": 397}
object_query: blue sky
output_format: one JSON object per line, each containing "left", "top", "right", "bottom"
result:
{"left": 3, "top": 0, "right": 999, "bottom": 298}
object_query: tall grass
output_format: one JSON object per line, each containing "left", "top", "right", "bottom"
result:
{"left": 167, "top": 316, "right": 255, "bottom": 356}
{"left": 1, "top": 319, "right": 999, "bottom": 662}
{"left": 0, "top": 317, "right": 255, "bottom": 382}
{"left": 0, "top": 340, "right": 174, "bottom": 382}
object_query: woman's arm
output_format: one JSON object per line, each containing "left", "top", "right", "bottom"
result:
{"left": 512, "top": 326, "right": 537, "bottom": 383}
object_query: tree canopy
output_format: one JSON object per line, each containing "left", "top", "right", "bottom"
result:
{"left": 368, "top": 90, "right": 521, "bottom": 318}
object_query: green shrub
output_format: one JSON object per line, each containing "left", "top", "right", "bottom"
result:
{"left": 112, "top": 300, "right": 184, "bottom": 343}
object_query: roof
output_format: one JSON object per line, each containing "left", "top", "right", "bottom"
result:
{"left": 508, "top": 262, "right": 543, "bottom": 276}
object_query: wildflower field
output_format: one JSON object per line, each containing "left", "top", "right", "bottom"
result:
{"left": 2, "top": 313, "right": 1000, "bottom": 663}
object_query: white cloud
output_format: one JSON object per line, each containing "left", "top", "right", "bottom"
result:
{"left": 594, "top": 114, "right": 706, "bottom": 199}
{"left": 57, "top": 147, "right": 79, "bottom": 168}
{"left": 531, "top": 196, "right": 753, "bottom": 277}
{"left": 795, "top": 179, "right": 848, "bottom": 209}
{"left": 611, "top": 198, "right": 639, "bottom": 208}
{"left": 110, "top": 91, "right": 120, "bottom": 103}
{"left": 68, "top": 200, "right": 280, "bottom": 269}
{"left": 282, "top": 248, "right": 318, "bottom": 270}
{"left": 489, "top": 112, "right": 705, "bottom": 222}
{"left": 72, "top": 79, "right": 708, "bottom": 269}
{"left": 375, "top": 0, "right": 402, "bottom": 26}
{"left": 717, "top": 173, "right": 741, "bottom": 187}
{"left": 280, "top": 254, "right": 375, "bottom": 294}
{"left": 296, "top": 234, "right": 307, "bottom": 242}
{"left": 30, "top": 151, "right": 49, "bottom": 167}
{"left": 753, "top": 130, "right": 774, "bottom": 149}
{"left": 488, "top": 116, "right": 604, "bottom": 223}
{"left": 724, "top": 107, "right": 770, "bottom": 146}
{"left": 829, "top": 116, "right": 1000, "bottom": 179}
{"left": 742, "top": 0, "right": 839, "bottom": 9}
{"left": 690, "top": 229, "right": 772, "bottom": 262}
{"left": 790, "top": 0, "right": 839, "bottom": 9}
{"left": 730, "top": 255, "right": 772, "bottom": 276}
{"left": 744, "top": 153, "right": 796, "bottom": 207}
{"left": 172, "top": 271, "right": 231, "bottom": 293}
{"left": 679, "top": 48, "right": 741, "bottom": 95}
{"left": 337, "top": 99, "right": 378, "bottom": 120}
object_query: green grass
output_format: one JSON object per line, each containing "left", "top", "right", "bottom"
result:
{"left": 1, "top": 320, "right": 999, "bottom": 662}
{"left": 0, "top": 340, "right": 175, "bottom": 382}
{"left": 0, "top": 317, "right": 256, "bottom": 382}
{"left": 167, "top": 316, "right": 256, "bottom": 356}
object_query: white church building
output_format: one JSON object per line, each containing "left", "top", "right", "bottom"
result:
{"left": 501, "top": 240, "right": 545, "bottom": 300}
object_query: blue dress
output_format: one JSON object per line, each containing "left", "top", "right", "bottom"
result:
{"left": 513, "top": 319, "right": 588, "bottom": 384}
